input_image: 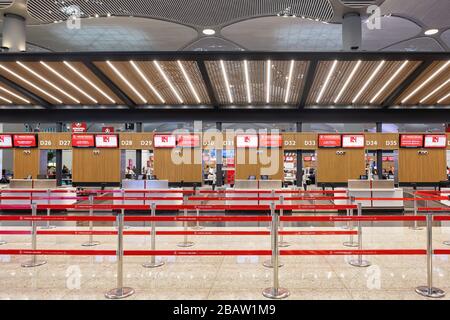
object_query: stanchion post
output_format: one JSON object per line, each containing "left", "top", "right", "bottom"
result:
{"left": 343, "top": 196, "right": 358, "bottom": 247}
{"left": 177, "top": 195, "right": 194, "bottom": 247}
{"left": 348, "top": 202, "right": 371, "bottom": 267}
{"left": 82, "top": 194, "right": 100, "bottom": 247}
{"left": 278, "top": 195, "right": 290, "bottom": 247}
{"left": 192, "top": 190, "right": 204, "bottom": 230}
{"left": 444, "top": 196, "right": 450, "bottom": 246}
{"left": 262, "top": 202, "right": 290, "bottom": 299}
{"left": 415, "top": 213, "right": 445, "bottom": 298}
{"left": 22, "top": 203, "right": 47, "bottom": 268}
{"left": 411, "top": 196, "right": 423, "bottom": 230}
{"left": 41, "top": 189, "right": 55, "bottom": 230}
{"left": 143, "top": 202, "right": 165, "bottom": 268}
{"left": 105, "top": 209, "right": 135, "bottom": 299}
{"left": 263, "top": 200, "right": 283, "bottom": 268}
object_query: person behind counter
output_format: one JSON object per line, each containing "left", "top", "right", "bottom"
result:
{"left": 125, "top": 166, "right": 135, "bottom": 179}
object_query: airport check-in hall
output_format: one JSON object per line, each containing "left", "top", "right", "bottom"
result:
{"left": 0, "top": 0, "right": 450, "bottom": 302}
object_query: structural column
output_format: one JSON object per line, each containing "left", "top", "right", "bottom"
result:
{"left": 376, "top": 122, "right": 383, "bottom": 180}
{"left": 296, "top": 122, "right": 303, "bottom": 187}
{"left": 2, "top": 13, "right": 26, "bottom": 52}
{"left": 55, "top": 122, "right": 63, "bottom": 186}
{"left": 215, "top": 122, "right": 223, "bottom": 186}
{"left": 135, "top": 122, "right": 142, "bottom": 175}
{"left": 342, "top": 12, "right": 362, "bottom": 51}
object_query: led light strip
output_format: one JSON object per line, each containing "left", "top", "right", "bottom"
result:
{"left": 63, "top": 61, "right": 116, "bottom": 104}
{"left": 153, "top": 61, "right": 183, "bottom": 104}
{"left": 244, "top": 60, "right": 251, "bottom": 104}
{"left": 220, "top": 60, "right": 233, "bottom": 103}
{"left": 0, "top": 84, "right": 30, "bottom": 104}
{"left": 420, "top": 77, "right": 450, "bottom": 104}
{"left": 0, "top": 94, "right": 12, "bottom": 104}
{"left": 316, "top": 60, "right": 338, "bottom": 104}
{"left": 107, "top": 60, "right": 147, "bottom": 104}
{"left": 17, "top": 61, "right": 80, "bottom": 104}
{"left": 177, "top": 61, "right": 200, "bottom": 104}
{"left": 334, "top": 60, "right": 361, "bottom": 104}
{"left": 352, "top": 60, "right": 385, "bottom": 104}
{"left": 266, "top": 60, "right": 271, "bottom": 104}
{"left": 0, "top": 64, "right": 62, "bottom": 103}
{"left": 284, "top": 60, "right": 295, "bottom": 104}
{"left": 40, "top": 61, "right": 98, "bottom": 104}
{"left": 130, "top": 61, "right": 165, "bottom": 104}
{"left": 437, "top": 92, "right": 450, "bottom": 104}
{"left": 370, "top": 60, "right": 408, "bottom": 104}
{"left": 402, "top": 60, "right": 450, "bottom": 104}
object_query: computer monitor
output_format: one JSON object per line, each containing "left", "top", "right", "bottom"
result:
{"left": 248, "top": 175, "right": 256, "bottom": 180}
{"left": 359, "top": 175, "right": 368, "bottom": 180}
{"left": 388, "top": 175, "right": 395, "bottom": 179}
{"left": 260, "top": 175, "right": 269, "bottom": 180}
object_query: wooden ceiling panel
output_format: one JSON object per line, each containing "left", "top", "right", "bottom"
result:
{"left": 0, "top": 82, "right": 32, "bottom": 105}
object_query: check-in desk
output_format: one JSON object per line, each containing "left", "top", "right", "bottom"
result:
{"left": 225, "top": 180, "right": 291, "bottom": 206}
{"left": 440, "top": 188, "right": 450, "bottom": 207}
{"left": 116, "top": 179, "right": 183, "bottom": 207}
{"left": 334, "top": 180, "right": 403, "bottom": 210}
{"left": 0, "top": 179, "right": 77, "bottom": 206}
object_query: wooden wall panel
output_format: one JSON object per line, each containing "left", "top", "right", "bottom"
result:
{"left": 119, "top": 133, "right": 154, "bottom": 150}
{"left": 72, "top": 148, "right": 121, "bottom": 183}
{"left": 364, "top": 133, "right": 399, "bottom": 150}
{"left": 153, "top": 148, "right": 202, "bottom": 183}
{"left": 13, "top": 148, "right": 40, "bottom": 179}
{"left": 235, "top": 148, "right": 283, "bottom": 180}
{"left": 317, "top": 148, "right": 365, "bottom": 183}
{"left": 38, "top": 133, "right": 72, "bottom": 150}
{"left": 399, "top": 149, "right": 446, "bottom": 183}
{"left": 282, "top": 133, "right": 298, "bottom": 150}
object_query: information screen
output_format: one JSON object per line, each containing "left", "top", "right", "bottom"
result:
{"left": 177, "top": 134, "right": 200, "bottom": 147}
{"left": 236, "top": 135, "right": 259, "bottom": 148}
{"left": 342, "top": 135, "right": 365, "bottom": 148}
{"left": 13, "top": 134, "right": 37, "bottom": 148}
{"left": 400, "top": 134, "right": 423, "bottom": 148}
{"left": 72, "top": 134, "right": 95, "bottom": 148}
{"left": 95, "top": 135, "right": 118, "bottom": 148}
{"left": 154, "top": 135, "right": 176, "bottom": 148}
{"left": 424, "top": 134, "right": 447, "bottom": 148}
{"left": 259, "top": 134, "right": 282, "bottom": 148}
{"left": 318, "top": 134, "right": 341, "bottom": 148}
{"left": 0, "top": 134, "right": 13, "bottom": 148}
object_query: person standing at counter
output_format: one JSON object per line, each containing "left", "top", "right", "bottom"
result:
{"left": 125, "top": 166, "right": 135, "bottom": 179}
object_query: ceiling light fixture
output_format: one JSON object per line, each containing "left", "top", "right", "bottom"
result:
{"left": 420, "top": 77, "right": 450, "bottom": 103}
{"left": 334, "top": 60, "right": 361, "bottom": 104}
{"left": 424, "top": 29, "right": 439, "bottom": 35}
{"left": 153, "top": 61, "right": 183, "bottom": 104}
{"left": 370, "top": 60, "right": 408, "bottom": 104}
{"left": 17, "top": 61, "right": 79, "bottom": 103}
{"left": 437, "top": 92, "right": 450, "bottom": 104}
{"left": 0, "top": 94, "right": 12, "bottom": 104}
{"left": 353, "top": 60, "right": 385, "bottom": 104}
{"left": 177, "top": 61, "right": 201, "bottom": 104}
{"left": 202, "top": 29, "right": 216, "bottom": 35}
{"left": 40, "top": 61, "right": 98, "bottom": 104}
{"left": 63, "top": 61, "right": 116, "bottom": 104}
{"left": 402, "top": 60, "right": 450, "bottom": 104}
{"left": 130, "top": 60, "right": 165, "bottom": 104}
{"left": 0, "top": 64, "right": 62, "bottom": 103}
{"left": 316, "top": 60, "right": 338, "bottom": 104}
{"left": 284, "top": 60, "right": 295, "bottom": 104}
{"left": 107, "top": 60, "right": 147, "bottom": 104}
{"left": 244, "top": 60, "right": 251, "bottom": 104}
{"left": 0, "top": 84, "right": 30, "bottom": 104}
{"left": 266, "top": 60, "right": 271, "bottom": 104}
{"left": 220, "top": 60, "right": 233, "bottom": 103}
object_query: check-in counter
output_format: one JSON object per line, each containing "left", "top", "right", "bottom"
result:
{"left": 116, "top": 179, "right": 183, "bottom": 207}
{"left": 0, "top": 183, "right": 77, "bottom": 206}
{"left": 225, "top": 179, "right": 291, "bottom": 206}
{"left": 334, "top": 180, "right": 403, "bottom": 209}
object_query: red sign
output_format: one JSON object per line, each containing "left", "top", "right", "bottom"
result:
{"left": 95, "top": 135, "right": 118, "bottom": 148}
{"left": 303, "top": 156, "right": 312, "bottom": 161}
{"left": 177, "top": 134, "right": 200, "bottom": 147}
{"left": 400, "top": 134, "right": 423, "bottom": 148}
{"left": 13, "top": 135, "right": 37, "bottom": 148}
{"left": 424, "top": 134, "right": 447, "bottom": 148}
{"left": 382, "top": 156, "right": 394, "bottom": 161}
{"left": 72, "top": 134, "right": 95, "bottom": 148}
{"left": 71, "top": 122, "right": 87, "bottom": 133}
{"left": 154, "top": 135, "right": 176, "bottom": 148}
{"left": 236, "top": 135, "right": 258, "bottom": 148}
{"left": 102, "top": 127, "right": 115, "bottom": 134}
{"left": 259, "top": 134, "right": 282, "bottom": 148}
{"left": 318, "top": 134, "right": 341, "bottom": 148}
{"left": 0, "top": 135, "right": 13, "bottom": 148}
{"left": 342, "top": 134, "right": 365, "bottom": 148}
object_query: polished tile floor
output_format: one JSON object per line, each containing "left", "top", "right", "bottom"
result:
{"left": 1, "top": 221, "right": 450, "bottom": 300}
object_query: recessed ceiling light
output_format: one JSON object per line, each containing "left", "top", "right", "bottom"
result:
{"left": 424, "top": 29, "right": 439, "bottom": 35}
{"left": 202, "top": 29, "right": 216, "bottom": 35}
{"left": 334, "top": 60, "right": 361, "bottom": 104}
{"left": 220, "top": 60, "right": 233, "bottom": 103}
{"left": 352, "top": 60, "right": 385, "bottom": 104}
{"left": 316, "top": 60, "right": 338, "bottom": 104}
{"left": 153, "top": 61, "right": 183, "bottom": 104}
{"left": 130, "top": 60, "right": 165, "bottom": 104}
{"left": 107, "top": 60, "right": 147, "bottom": 104}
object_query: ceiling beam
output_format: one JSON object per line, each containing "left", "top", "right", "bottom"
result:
{"left": 197, "top": 60, "right": 218, "bottom": 108}
{"left": 0, "top": 74, "right": 52, "bottom": 108}
{"left": 298, "top": 59, "right": 318, "bottom": 109}
{"left": 83, "top": 60, "right": 136, "bottom": 108}
{"left": 381, "top": 60, "right": 434, "bottom": 108}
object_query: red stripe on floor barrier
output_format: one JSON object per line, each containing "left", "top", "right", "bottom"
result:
{"left": 0, "top": 215, "right": 116, "bottom": 222}
{"left": 280, "top": 215, "right": 426, "bottom": 222}
{"left": 198, "top": 190, "right": 347, "bottom": 194}
{"left": 277, "top": 205, "right": 356, "bottom": 210}
{"left": 93, "top": 197, "right": 184, "bottom": 201}
{"left": 433, "top": 216, "right": 450, "bottom": 221}
{"left": 418, "top": 207, "right": 450, "bottom": 212}
{"left": 124, "top": 216, "right": 271, "bottom": 222}
{"left": 434, "top": 250, "right": 450, "bottom": 255}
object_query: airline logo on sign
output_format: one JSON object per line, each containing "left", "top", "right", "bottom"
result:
{"left": 342, "top": 135, "right": 365, "bottom": 148}
{"left": 102, "top": 127, "right": 114, "bottom": 134}
{"left": 424, "top": 135, "right": 447, "bottom": 148}
{"left": 71, "top": 122, "right": 87, "bottom": 133}
{"left": 400, "top": 135, "right": 423, "bottom": 148}
{"left": 0, "top": 135, "right": 13, "bottom": 148}
{"left": 177, "top": 135, "right": 200, "bottom": 147}
{"left": 154, "top": 135, "right": 176, "bottom": 148}
{"left": 72, "top": 134, "right": 95, "bottom": 147}
{"left": 13, "top": 135, "right": 37, "bottom": 148}
{"left": 95, "top": 135, "right": 118, "bottom": 148}
{"left": 259, "top": 134, "right": 282, "bottom": 148}
{"left": 318, "top": 134, "right": 341, "bottom": 148}
{"left": 236, "top": 135, "right": 258, "bottom": 148}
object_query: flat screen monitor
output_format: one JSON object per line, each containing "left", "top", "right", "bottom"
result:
{"left": 424, "top": 134, "right": 447, "bottom": 148}
{"left": 154, "top": 135, "right": 176, "bottom": 148}
{"left": 400, "top": 134, "right": 423, "bottom": 148}
{"left": 72, "top": 134, "right": 95, "bottom": 148}
{"left": 318, "top": 134, "right": 341, "bottom": 148}
{"left": 260, "top": 175, "right": 269, "bottom": 180}
{"left": 388, "top": 175, "right": 395, "bottom": 179}
{"left": 95, "top": 134, "right": 118, "bottom": 148}
{"left": 236, "top": 135, "right": 258, "bottom": 148}
{"left": 342, "top": 134, "right": 365, "bottom": 148}
{"left": 0, "top": 134, "right": 13, "bottom": 148}
{"left": 248, "top": 175, "right": 256, "bottom": 180}
{"left": 13, "top": 134, "right": 37, "bottom": 148}
{"left": 259, "top": 134, "right": 282, "bottom": 148}
{"left": 177, "top": 134, "right": 200, "bottom": 147}
{"left": 359, "top": 175, "right": 368, "bottom": 180}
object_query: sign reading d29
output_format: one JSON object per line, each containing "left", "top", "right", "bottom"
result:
{"left": 119, "top": 133, "right": 154, "bottom": 150}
